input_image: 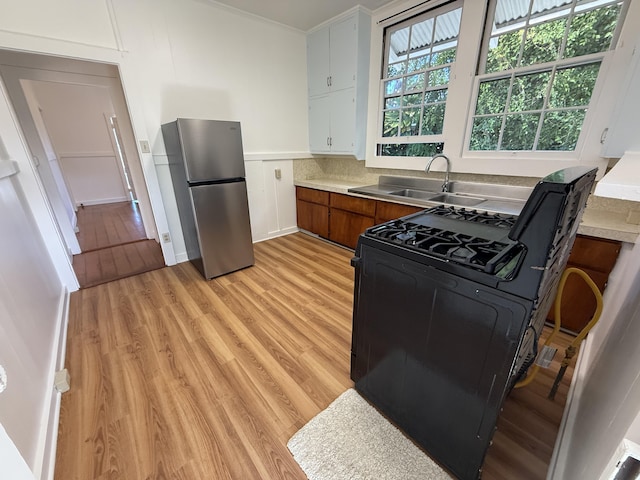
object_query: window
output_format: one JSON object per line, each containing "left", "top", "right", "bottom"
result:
{"left": 468, "top": 0, "right": 626, "bottom": 152}
{"left": 378, "top": 2, "right": 463, "bottom": 157}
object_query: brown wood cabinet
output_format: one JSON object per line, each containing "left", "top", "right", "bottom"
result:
{"left": 328, "top": 193, "right": 376, "bottom": 249}
{"left": 296, "top": 187, "right": 395, "bottom": 249}
{"left": 375, "top": 200, "right": 422, "bottom": 224}
{"left": 548, "top": 235, "right": 621, "bottom": 333}
{"left": 296, "top": 187, "right": 426, "bottom": 249}
{"left": 296, "top": 187, "right": 329, "bottom": 238}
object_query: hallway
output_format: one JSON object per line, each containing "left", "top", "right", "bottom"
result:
{"left": 72, "top": 201, "right": 165, "bottom": 288}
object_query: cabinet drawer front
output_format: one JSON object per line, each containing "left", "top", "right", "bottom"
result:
{"left": 296, "top": 187, "right": 329, "bottom": 205}
{"left": 330, "top": 192, "right": 376, "bottom": 216}
{"left": 375, "top": 201, "right": 423, "bottom": 223}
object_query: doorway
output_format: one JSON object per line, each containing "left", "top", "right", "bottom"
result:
{"left": 72, "top": 202, "right": 165, "bottom": 287}
{"left": 0, "top": 50, "right": 167, "bottom": 288}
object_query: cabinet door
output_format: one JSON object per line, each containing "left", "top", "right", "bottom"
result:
{"left": 329, "top": 208, "right": 375, "bottom": 249}
{"left": 329, "top": 88, "right": 356, "bottom": 153}
{"left": 308, "top": 95, "right": 331, "bottom": 153}
{"left": 297, "top": 200, "right": 329, "bottom": 238}
{"left": 329, "top": 16, "right": 357, "bottom": 91}
{"left": 307, "top": 27, "right": 330, "bottom": 97}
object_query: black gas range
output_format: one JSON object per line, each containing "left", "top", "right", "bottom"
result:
{"left": 350, "top": 167, "right": 596, "bottom": 480}
{"left": 365, "top": 206, "right": 521, "bottom": 277}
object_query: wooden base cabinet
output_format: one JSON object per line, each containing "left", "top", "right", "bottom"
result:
{"left": 547, "top": 235, "right": 621, "bottom": 333}
{"left": 296, "top": 200, "right": 329, "bottom": 238}
{"left": 296, "top": 187, "right": 426, "bottom": 250}
{"left": 328, "top": 193, "right": 376, "bottom": 249}
{"left": 296, "top": 187, "right": 329, "bottom": 238}
{"left": 375, "top": 200, "right": 422, "bottom": 224}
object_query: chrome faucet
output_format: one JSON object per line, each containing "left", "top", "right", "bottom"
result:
{"left": 425, "top": 153, "right": 452, "bottom": 192}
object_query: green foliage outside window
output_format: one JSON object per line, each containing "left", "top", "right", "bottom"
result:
{"left": 470, "top": 0, "right": 622, "bottom": 152}
{"left": 379, "top": 5, "right": 461, "bottom": 156}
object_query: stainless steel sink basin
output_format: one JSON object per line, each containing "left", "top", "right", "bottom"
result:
{"left": 389, "top": 188, "right": 438, "bottom": 200}
{"left": 347, "top": 175, "right": 532, "bottom": 216}
{"left": 428, "top": 193, "right": 486, "bottom": 207}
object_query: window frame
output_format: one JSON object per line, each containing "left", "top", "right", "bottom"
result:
{"left": 375, "top": 0, "right": 464, "bottom": 160}
{"left": 366, "top": 0, "right": 634, "bottom": 177}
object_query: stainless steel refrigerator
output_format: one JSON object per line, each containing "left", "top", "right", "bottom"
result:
{"left": 161, "top": 118, "right": 254, "bottom": 279}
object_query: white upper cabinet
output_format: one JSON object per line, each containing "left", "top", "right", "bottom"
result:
{"left": 307, "top": 27, "right": 330, "bottom": 97}
{"left": 307, "top": 16, "right": 359, "bottom": 96}
{"left": 306, "top": 8, "right": 370, "bottom": 159}
{"left": 602, "top": 40, "right": 640, "bottom": 158}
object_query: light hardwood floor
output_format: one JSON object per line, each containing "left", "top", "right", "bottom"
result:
{"left": 56, "top": 232, "right": 575, "bottom": 479}
{"left": 76, "top": 201, "right": 147, "bottom": 252}
{"left": 72, "top": 201, "right": 165, "bottom": 288}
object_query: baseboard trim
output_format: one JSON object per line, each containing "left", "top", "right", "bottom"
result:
{"left": 76, "top": 196, "right": 129, "bottom": 207}
{"left": 35, "top": 286, "right": 71, "bottom": 480}
{"left": 547, "top": 333, "right": 593, "bottom": 479}
{"left": 254, "top": 226, "right": 299, "bottom": 244}
{"left": 175, "top": 252, "right": 189, "bottom": 264}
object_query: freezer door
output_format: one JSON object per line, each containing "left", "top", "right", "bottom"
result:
{"left": 190, "top": 180, "right": 254, "bottom": 279}
{"left": 177, "top": 119, "right": 246, "bottom": 181}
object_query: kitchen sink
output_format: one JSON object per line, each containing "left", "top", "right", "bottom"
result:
{"left": 388, "top": 188, "right": 438, "bottom": 200}
{"left": 389, "top": 189, "right": 486, "bottom": 206}
{"left": 428, "top": 193, "right": 486, "bottom": 207}
{"left": 348, "top": 175, "right": 533, "bottom": 215}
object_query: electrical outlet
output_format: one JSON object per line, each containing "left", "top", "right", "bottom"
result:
{"left": 139, "top": 140, "right": 151, "bottom": 153}
{"left": 161, "top": 232, "right": 171, "bottom": 243}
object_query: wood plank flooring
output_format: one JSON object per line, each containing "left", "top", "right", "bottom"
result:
{"left": 56, "top": 232, "right": 575, "bottom": 480}
{"left": 72, "top": 239, "right": 166, "bottom": 289}
{"left": 76, "top": 201, "right": 147, "bottom": 252}
{"left": 72, "top": 201, "right": 165, "bottom": 288}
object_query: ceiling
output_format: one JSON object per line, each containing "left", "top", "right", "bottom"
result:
{"left": 208, "top": 0, "right": 397, "bottom": 31}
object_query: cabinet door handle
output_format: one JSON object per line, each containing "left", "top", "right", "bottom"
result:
{"left": 329, "top": 137, "right": 332, "bottom": 146}
{"left": 329, "top": 75, "right": 332, "bottom": 87}
{"left": 327, "top": 76, "right": 330, "bottom": 87}
{"left": 327, "top": 137, "right": 330, "bottom": 146}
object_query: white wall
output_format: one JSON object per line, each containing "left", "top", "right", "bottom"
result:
{"left": 551, "top": 238, "right": 640, "bottom": 479}
{"left": 0, "top": 159, "right": 66, "bottom": 479}
{"left": 30, "top": 80, "right": 129, "bottom": 206}
{"left": 0, "top": 424, "right": 35, "bottom": 480}
{"left": 111, "top": 0, "right": 307, "bottom": 247}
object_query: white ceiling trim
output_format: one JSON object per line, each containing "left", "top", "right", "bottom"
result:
{"left": 195, "top": 0, "right": 307, "bottom": 33}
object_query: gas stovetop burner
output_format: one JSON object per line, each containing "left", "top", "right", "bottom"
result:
{"left": 365, "top": 207, "right": 523, "bottom": 275}
{"left": 427, "top": 205, "right": 517, "bottom": 229}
